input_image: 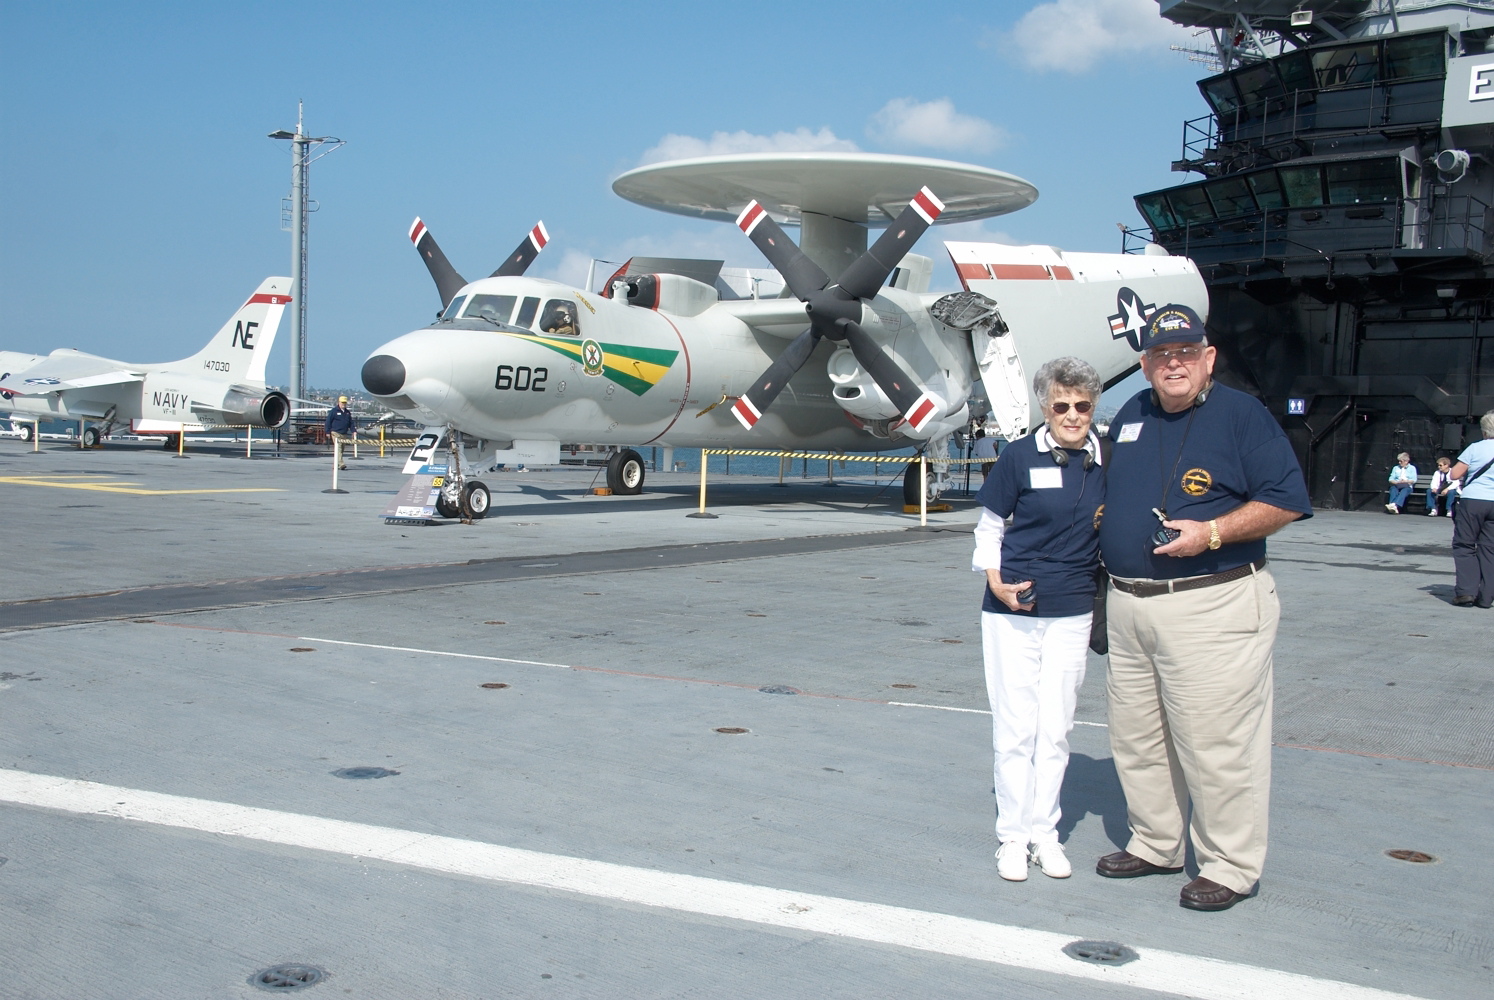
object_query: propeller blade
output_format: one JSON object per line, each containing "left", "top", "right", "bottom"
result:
{"left": 491, "top": 221, "right": 550, "bottom": 278}
{"left": 730, "top": 327, "right": 822, "bottom": 430}
{"left": 735, "top": 201, "right": 829, "bottom": 301}
{"left": 838, "top": 319, "right": 942, "bottom": 432}
{"left": 408, "top": 218, "right": 469, "bottom": 309}
{"left": 836, "top": 187, "right": 945, "bottom": 300}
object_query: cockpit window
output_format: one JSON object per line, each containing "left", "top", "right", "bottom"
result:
{"left": 538, "top": 299, "right": 580, "bottom": 336}
{"left": 441, "top": 295, "right": 467, "bottom": 320}
{"left": 514, "top": 296, "right": 540, "bottom": 328}
{"left": 463, "top": 294, "right": 516, "bottom": 325}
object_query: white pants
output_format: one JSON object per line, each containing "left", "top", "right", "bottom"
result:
{"left": 981, "top": 611, "right": 1091, "bottom": 844}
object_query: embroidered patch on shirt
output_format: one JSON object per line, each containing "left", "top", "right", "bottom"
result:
{"left": 1029, "top": 467, "right": 1063, "bottom": 490}
{"left": 1117, "top": 422, "right": 1143, "bottom": 443}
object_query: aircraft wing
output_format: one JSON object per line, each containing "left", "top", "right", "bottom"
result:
{"left": 714, "top": 298, "right": 812, "bottom": 339}
{"left": 0, "top": 351, "right": 144, "bottom": 396}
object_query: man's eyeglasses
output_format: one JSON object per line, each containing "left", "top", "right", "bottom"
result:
{"left": 1145, "top": 345, "right": 1205, "bottom": 363}
{"left": 1048, "top": 400, "right": 1093, "bottom": 414}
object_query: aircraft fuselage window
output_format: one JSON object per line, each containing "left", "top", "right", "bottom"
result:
{"left": 441, "top": 295, "right": 467, "bottom": 320}
{"left": 514, "top": 296, "right": 541, "bottom": 329}
{"left": 539, "top": 299, "right": 580, "bottom": 336}
{"left": 464, "top": 294, "right": 517, "bottom": 325}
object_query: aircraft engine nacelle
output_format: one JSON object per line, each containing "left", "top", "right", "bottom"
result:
{"left": 184, "top": 382, "right": 290, "bottom": 429}
{"left": 827, "top": 348, "right": 897, "bottom": 421}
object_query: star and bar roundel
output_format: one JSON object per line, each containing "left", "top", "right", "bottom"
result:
{"left": 497, "top": 331, "right": 677, "bottom": 396}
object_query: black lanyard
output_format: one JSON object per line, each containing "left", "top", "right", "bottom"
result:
{"left": 1157, "top": 402, "right": 1199, "bottom": 518}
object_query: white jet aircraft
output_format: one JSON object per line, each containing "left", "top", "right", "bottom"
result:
{"left": 361, "top": 153, "right": 1207, "bottom": 509}
{"left": 0, "top": 278, "right": 293, "bottom": 448}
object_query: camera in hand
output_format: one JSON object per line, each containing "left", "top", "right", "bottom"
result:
{"left": 1152, "top": 526, "right": 1181, "bottom": 548}
{"left": 1016, "top": 585, "right": 1035, "bottom": 604}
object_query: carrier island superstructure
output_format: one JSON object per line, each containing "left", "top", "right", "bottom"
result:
{"left": 1129, "top": 0, "right": 1494, "bottom": 507}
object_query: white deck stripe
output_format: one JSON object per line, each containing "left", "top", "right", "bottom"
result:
{"left": 298, "top": 637, "right": 1113, "bottom": 725}
{"left": 0, "top": 769, "right": 1429, "bottom": 1000}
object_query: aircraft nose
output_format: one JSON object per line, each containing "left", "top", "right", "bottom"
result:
{"left": 362, "top": 354, "right": 406, "bottom": 396}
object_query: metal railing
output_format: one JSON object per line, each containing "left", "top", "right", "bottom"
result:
{"left": 1124, "top": 194, "right": 1491, "bottom": 263}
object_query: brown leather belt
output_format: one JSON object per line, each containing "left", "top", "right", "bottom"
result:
{"left": 1110, "top": 558, "right": 1267, "bottom": 598}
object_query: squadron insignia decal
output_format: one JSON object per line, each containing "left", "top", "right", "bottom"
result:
{"left": 1108, "top": 287, "right": 1155, "bottom": 353}
{"left": 581, "top": 339, "right": 606, "bottom": 377}
{"left": 1181, "top": 468, "right": 1213, "bottom": 496}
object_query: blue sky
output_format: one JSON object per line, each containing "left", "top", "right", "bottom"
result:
{"left": 1, "top": 0, "right": 1207, "bottom": 391}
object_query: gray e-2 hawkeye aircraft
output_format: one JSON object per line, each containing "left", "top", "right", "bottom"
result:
{"left": 361, "top": 153, "right": 1207, "bottom": 508}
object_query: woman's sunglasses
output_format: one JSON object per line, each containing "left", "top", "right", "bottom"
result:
{"left": 1049, "top": 401, "right": 1093, "bottom": 414}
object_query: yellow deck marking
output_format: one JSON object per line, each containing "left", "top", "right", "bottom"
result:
{"left": 0, "top": 476, "right": 282, "bottom": 496}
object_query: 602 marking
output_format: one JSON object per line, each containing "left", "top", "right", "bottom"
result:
{"left": 495, "top": 365, "right": 547, "bottom": 391}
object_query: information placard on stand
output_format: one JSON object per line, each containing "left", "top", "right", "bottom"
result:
{"left": 382, "top": 464, "right": 448, "bottom": 523}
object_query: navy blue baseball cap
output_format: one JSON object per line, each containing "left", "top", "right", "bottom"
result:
{"left": 1143, "top": 304, "right": 1206, "bottom": 349}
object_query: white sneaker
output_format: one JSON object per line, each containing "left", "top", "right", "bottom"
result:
{"left": 1428, "top": 510, "right": 1439, "bottom": 516}
{"left": 1385, "top": 503, "right": 1397, "bottom": 513}
{"left": 1031, "top": 841, "right": 1072, "bottom": 879}
{"left": 996, "top": 840, "right": 1029, "bottom": 881}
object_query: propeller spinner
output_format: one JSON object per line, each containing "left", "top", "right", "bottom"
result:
{"left": 408, "top": 217, "right": 550, "bottom": 309}
{"left": 730, "top": 187, "right": 945, "bottom": 433}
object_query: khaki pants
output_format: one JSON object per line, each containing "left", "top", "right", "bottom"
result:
{"left": 331, "top": 432, "right": 350, "bottom": 468}
{"left": 1106, "top": 566, "right": 1278, "bottom": 893}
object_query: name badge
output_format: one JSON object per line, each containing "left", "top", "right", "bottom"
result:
{"left": 1029, "top": 467, "right": 1063, "bottom": 490}
{"left": 1117, "top": 422, "right": 1143, "bottom": 443}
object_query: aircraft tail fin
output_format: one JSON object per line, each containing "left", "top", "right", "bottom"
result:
{"left": 182, "top": 277, "right": 293, "bottom": 383}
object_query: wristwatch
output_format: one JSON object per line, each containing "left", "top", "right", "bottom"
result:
{"left": 1207, "top": 519, "right": 1222, "bottom": 550}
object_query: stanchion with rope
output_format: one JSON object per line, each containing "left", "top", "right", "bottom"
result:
{"left": 379, "top": 425, "right": 386, "bottom": 458}
{"left": 174, "top": 426, "right": 188, "bottom": 459}
{"left": 681, "top": 447, "right": 986, "bottom": 521}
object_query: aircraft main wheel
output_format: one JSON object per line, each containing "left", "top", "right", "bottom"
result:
{"left": 19, "top": 424, "right": 34, "bottom": 442}
{"left": 606, "top": 449, "right": 645, "bottom": 495}
{"left": 903, "top": 460, "right": 927, "bottom": 507}
{"left": 163, "top": 433, "right": 180, "bottom": 451}
{"left": 463, "top": 481, "right": 491, "bottom": 518}
{"left": 82, "top": 426, "right": 100, "bottom": 449}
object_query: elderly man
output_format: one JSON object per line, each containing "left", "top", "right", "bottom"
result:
{"left": 325, "top": 395, "right": 356, "bottom": 471}
{"left": 1096, "top": 303, "right": 1311, "bottom": 911}
{"left": 1447, "top": 410, "right": 1494, "bottom": 608}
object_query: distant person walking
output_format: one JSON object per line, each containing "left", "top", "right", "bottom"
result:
{"left": 1385, "top": 453, "right": 1417, "bottom": 513}
{"left": 326, "top": 396, "right": 356, "bottom": 471}
{"left": 1448, "top": 410, "right": 1494, "bottom": 608}
{"left": 973, "top": 428, "right": 999, "bottom": 478}
{"left": 1426, "top": 456, "right": 1460, "bottom": 518}
{"left": 972, "top": 357, "right": 1105, "bottom": 883}
{"left": 1096, "top": 304, "right": 1311, "bottom": 912}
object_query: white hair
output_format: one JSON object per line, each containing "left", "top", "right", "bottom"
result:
{"left": 1032, "top": 356, "right": 1102, "bottom": 405}
{"left": 1482, "top": 410, "right": 1494, "bottom": 438}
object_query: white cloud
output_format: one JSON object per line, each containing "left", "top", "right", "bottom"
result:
{"left": 867, "top": 98, "right": 1007, "bottom": 154}
{"left": 531, "top": 247, "right": 596, "bottom": 289}
{"left": 1005, "top": 0, "right": 1193, "bottom": 73}
{"left": 638, "top": 127, "right": 858, "bottom": 165}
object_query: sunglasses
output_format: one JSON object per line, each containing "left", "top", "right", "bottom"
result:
{"left": 1145, "top": 345, "right": 1204, "bottom": 363}
{"left": 1049, "top": 401, "right": 1093, "bottom": 414}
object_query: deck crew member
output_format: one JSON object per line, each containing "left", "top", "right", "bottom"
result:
{"left": 1096, "top": 304, "right": 1311, "bottom": 911}
{"left": 326, "top": 395, "right": 356, "bottom": 471}
{"left": 1447, "top": 409, "right": 1494, "bottom": 608}
{"left": 972, "top": 357, "right": 1105, "bottom": 882}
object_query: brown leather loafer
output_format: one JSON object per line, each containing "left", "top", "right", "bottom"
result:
{"left": 1095, "top": 850, "right": 1185, "bottom": 878}
{"left": 1179, "top": 876, "right": 1247, "bottom": 911}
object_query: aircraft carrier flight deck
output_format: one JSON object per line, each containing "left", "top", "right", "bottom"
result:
{"left": 0, "top": 441, "right": 1488, "bottom": 999}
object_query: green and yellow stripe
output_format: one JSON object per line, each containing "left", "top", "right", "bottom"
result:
{"left": 499, "top": 332, "right": 678, "bottom": 396}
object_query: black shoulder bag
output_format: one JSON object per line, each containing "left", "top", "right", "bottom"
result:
{"left": 1089, "top": 439, "right": 1114, "bottom": 655}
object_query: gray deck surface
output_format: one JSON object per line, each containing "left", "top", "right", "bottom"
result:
{"left": 0, "top": 442, "right": 1488, "bottom": 999}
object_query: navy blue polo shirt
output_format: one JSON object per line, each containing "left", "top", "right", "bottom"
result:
{"left": 1098, "top": 384, "right": 1311, "bottom": 580}
{"left": 976, "top": 432, "right": 1104, "bottom": 618}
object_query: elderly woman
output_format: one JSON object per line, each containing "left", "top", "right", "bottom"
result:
{"left": 971, "top": 357, "right": 1105, "bottom": 881}
{"left": 1449, "top": 410, "right": 1494, "bottom": 607}
{"left": 1386, "top": 452, "right": 1417, "bottom": 513}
